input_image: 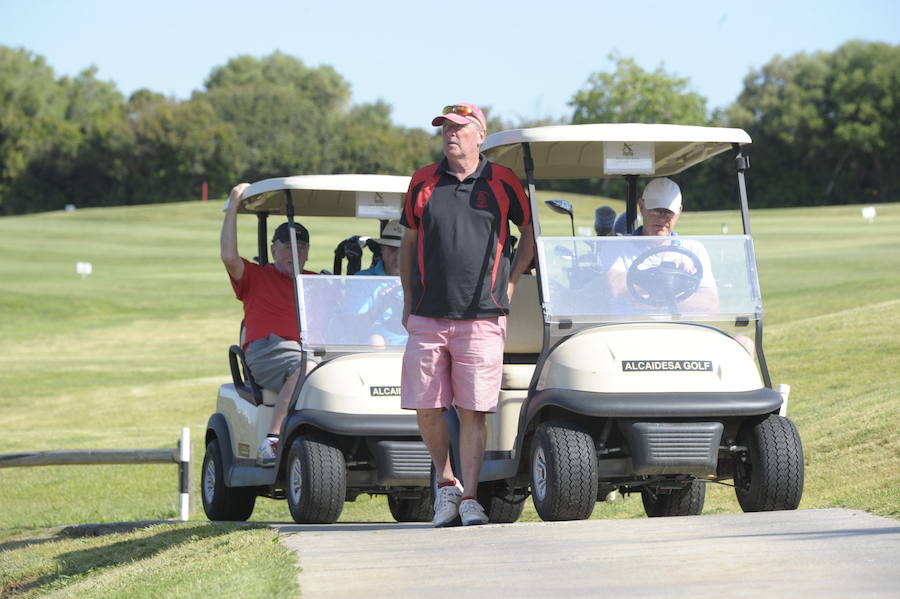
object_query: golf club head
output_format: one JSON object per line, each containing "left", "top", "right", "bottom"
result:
{"left": 594, "top": 206, "right": 617, "bottom": 236}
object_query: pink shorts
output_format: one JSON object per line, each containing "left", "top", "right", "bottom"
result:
{"left": 401, "top": 315, "right": 507, "bottom": 413}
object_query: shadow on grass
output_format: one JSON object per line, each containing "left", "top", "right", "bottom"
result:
{"left": 5, "top": 521, "right": 267, "bottom": 597}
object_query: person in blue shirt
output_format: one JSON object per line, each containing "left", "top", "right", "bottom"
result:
{"left": 356, "top": 220, "right": 402, "bottom": 276}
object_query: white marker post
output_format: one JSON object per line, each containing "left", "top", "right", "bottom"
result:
{"left": 861, "top": 206, "right": 877, "bottom": 224}
{"left": 76, "top": 262, "right": 92, "bottom": 278}
{"left": 179, "top": 427, "right": 191, "bottom": 521}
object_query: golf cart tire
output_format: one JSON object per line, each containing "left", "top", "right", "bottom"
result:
{"left": 387, "top": 492, "right": 433, "bottom": 522}
{"left": 641, "top": 480, "right": 706, "bottom": 517}
{"left": 286, "top": 432, "right": 347, "bottom": 524}
{"left": 735, "top": 414, "right": 804, "bottom": 512}
{"left": 478, "top": 484, "right": 526, "bottom": 524}
{"left": 531, "top": 420, "right": 598, "bottom": 521}
{"left": 201, "top": 439, "right": 256, "bottom": 521}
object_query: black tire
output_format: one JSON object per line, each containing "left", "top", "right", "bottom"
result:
{"left": 201, "top": 439, "right": 256, "bottom": 521}
{"left": 734, "top": 414, "right": 804, "bottom": 512}
{"left": 286, "top": 432, "right": 347, "bottom": 524}
{"left": 477, "top": 483, "right": 526, "bottom": 524}
{"left": 641, "top": 481, "right": 706, "bottom": 517}
{"left": 530, "top": 420, "right": 598, "bottom": 521}
{"left": 387, "top": 491, "right": 433, "bottom": 522}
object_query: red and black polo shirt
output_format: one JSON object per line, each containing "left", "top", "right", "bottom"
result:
{"left": 401, "top": 155, "right": 531, "bottom": 319}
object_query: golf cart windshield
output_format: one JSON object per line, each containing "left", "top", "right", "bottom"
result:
{"left": 298, "top": 275, "right": 406, "bottom": 352}
{"left": 537, "top": 235, "right": 762, "bottom": 328}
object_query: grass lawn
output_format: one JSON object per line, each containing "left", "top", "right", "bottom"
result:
{"left": 1, "top": 194, "right": 898, "bottom": 597}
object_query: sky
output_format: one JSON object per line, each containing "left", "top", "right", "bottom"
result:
{"left": 2, "top": 0, "right": 898, "bottom": 130}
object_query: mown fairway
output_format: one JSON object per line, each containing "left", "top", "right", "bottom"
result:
{"left": 1, "top": 196, "right": 898, "bottom": 596}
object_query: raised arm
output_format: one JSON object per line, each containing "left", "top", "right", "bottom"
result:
{"left": 220, "top": 183, "right": 249, "bottom": 282}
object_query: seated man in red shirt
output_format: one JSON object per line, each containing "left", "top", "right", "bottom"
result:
{"left": 220, "top": 182, "right": 316, "bottom": 466}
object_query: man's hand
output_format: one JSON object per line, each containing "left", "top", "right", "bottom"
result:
{"left": 225, "top": 182, "right": 250, "bottom": 213}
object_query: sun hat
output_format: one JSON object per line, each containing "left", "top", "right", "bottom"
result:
{"left": 431, "top": 103, "right": 487, "bottom": 132}
{"left": 373, "top": 219, "right": 403, "bottom": 247}
{"left": 272, "top": 221, "right": 310, "bottom": 245}
{"left": 641, "top": 178, "right": 683, "bottom": 212}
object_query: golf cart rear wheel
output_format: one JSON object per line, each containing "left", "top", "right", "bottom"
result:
{"left": 641, "top": 481, "right": 706, "bottom": 517}
{"left": 286, "top": 432, "right": 347, "bottom": 524}
{"left": 201, "top": 439, "right": 256, "bottom": 521}
{"left": 387, "top": 492, "right": 433, "bottom": 522}
{"left": 734, "top": 414, "right": 804, "bottom": 512}
{"left": 477, "top": 483, "right": 526, "bottom": 524}
{"left": 530, "top": 420, "right": 598, "bottom": 521}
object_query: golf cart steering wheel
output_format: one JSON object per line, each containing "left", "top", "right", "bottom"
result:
{"left": 626, "top": 245, "right": 704, "bottom": 308}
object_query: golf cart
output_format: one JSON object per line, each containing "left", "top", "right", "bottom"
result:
{"left": 460, "top": 123, "right": 804, "bottom": 520}
{"left": 202, "top": 174, "right": 434, "bottom": 524}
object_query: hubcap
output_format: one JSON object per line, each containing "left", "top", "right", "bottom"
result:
{"left": 289, "top": 454, "right": 303, "bottom": 503}
{"left": 203, "top": 459, "right": 216, "bottom": 502}
{"left": 532, "top": 445, "right": 547, "bottom": 501}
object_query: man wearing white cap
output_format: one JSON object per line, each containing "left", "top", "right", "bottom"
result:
{"left": 605, "top": 177, "right": 719, "bottom": 311}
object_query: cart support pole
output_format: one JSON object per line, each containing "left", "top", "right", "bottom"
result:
{"left": 178, "top": 427, "right": 190, "bottom": 521}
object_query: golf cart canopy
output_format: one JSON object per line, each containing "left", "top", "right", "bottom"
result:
{"left": 229, "top": 174, "right": 411, "bottom": 218}
{"left": 482, "top": 123, "right": 751, "bottom": 179}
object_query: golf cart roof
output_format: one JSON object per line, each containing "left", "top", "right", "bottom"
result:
{"left": 231, "top": 174, "right": 411, "bottom": 217}
{"left": 481, "top": 123, "right": 751, "bottom": 179}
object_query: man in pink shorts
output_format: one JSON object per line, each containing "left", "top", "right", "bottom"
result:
{"left": 399, "top": 103, "right": 534, "bottom": 527}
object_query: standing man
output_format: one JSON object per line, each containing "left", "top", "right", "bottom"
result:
{"left": 399, "top": 103, "right": 534, "bottom": 527}
{"left": 221, "top": 183, "right": 317, "bottom": 467}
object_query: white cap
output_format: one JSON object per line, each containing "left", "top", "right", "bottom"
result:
{"left": 374, "top": 219, "right": 404, "bottom": 247}
{"left": 641, "top": 178, "right": 682, "bottom": 212}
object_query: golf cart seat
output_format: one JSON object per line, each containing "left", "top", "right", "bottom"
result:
{"left": 501, "top": 274, "right": 542, "bottom": 389}
{"left": 228, "top": 322, "right": 278, "bottom": 407}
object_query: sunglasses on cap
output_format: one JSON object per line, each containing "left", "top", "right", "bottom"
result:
{"left": 442, "top": 104, "right": 477, "bottom": 118}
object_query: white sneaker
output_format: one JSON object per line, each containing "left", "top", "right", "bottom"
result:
{"left": 256, "top": 436, "right": 279, "bottom": 467}
{"left": 459, "top": 498, "right": 489, "bottom": 526}
{"left": 432, "top": 481, "right": 463, "bottom": 527}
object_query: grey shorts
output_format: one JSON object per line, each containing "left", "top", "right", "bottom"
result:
{"left": 245, "top": 334, "right": 303, "bottom": 392}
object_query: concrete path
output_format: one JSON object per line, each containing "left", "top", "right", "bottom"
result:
{"left": 275, "top": 508, "right": 900, "bottom": 598}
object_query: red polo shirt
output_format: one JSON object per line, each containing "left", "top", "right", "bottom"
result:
{"left": 401, "top": 156, "right": 531, "bottom": 319}
{"left": 230, "top": 258, "right": 315, "bottom": 349}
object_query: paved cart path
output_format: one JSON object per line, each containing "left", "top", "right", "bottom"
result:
{"left": 275, "top": 508, "right": 900, "bottom": 598}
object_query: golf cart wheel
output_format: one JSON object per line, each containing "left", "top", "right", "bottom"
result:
{"left": 387, "top": 492, "right": 433, "bottom": 522}
{"left": 286, "top": 432, "right": 347, "bottom": 524}
{"left": 734, "top": 414, "right": 804, "bottom": 512}
{"left": 201, "top": 439, "right": 256, "bottom": 521}
{"left": 530, "top": 420, "right": 598, "bottom": 521}
{"left": 477, "top": 483, "right": 526, "bottom": 524}
{"left": 641, "top": 481, "right": 706, "bottom": 517}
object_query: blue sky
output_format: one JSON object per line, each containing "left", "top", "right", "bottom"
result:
{"left": 2, "top": 0, "right": 898, "bottom": 129}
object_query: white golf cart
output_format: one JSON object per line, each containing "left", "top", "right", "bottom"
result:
{"left": 460, "top": 123, "right": 804, "bottom": 520}
{"left": 202, "top": 175, "right": 434, "bottom": 524}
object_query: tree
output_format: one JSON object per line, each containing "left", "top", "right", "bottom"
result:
{"left": 725, "top": 41, "right": 900, "bottom": 206}
{"left": 200, "top": 52, "right": 352, "bottom": 180}
{"left": 570, "top": 53, "right": 708, "bottom": 125}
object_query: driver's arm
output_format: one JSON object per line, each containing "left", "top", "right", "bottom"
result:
{"left": 508, "top": 221, "right": 535, "bottom": 300}
{"left": 221, "top": 183, "right": 249, "bottom": 282}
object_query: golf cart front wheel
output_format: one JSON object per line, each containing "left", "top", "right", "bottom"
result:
{"left": 477, "top": 482, "right": 526, "bottom": 524}
{"left": 530, "top": 420, "right": 598, "bottom": 521}
{"left": 286, "top": 432, "right": 347, "bottom": 524}
{"left": 734, "top": 414, "right": 804, "bottom": 512}
{"left": 201, "top": 439, "right": 256, "bottom": 521}
{"left": 641, "top": 481, "right": 706, "bottom": 517}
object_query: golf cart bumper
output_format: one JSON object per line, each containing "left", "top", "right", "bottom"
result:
{"left": 286, "top": 410, "right": 431, "bottom": 486}
{"left": 527, "top": 388, "right": 782, "bottom": 477}
{"left": 526, "top": 387, "right": 783, "bottom": 420}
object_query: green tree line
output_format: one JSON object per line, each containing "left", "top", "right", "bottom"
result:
{"left": 1, "top": 41, "right": 896, "bottom": 215}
